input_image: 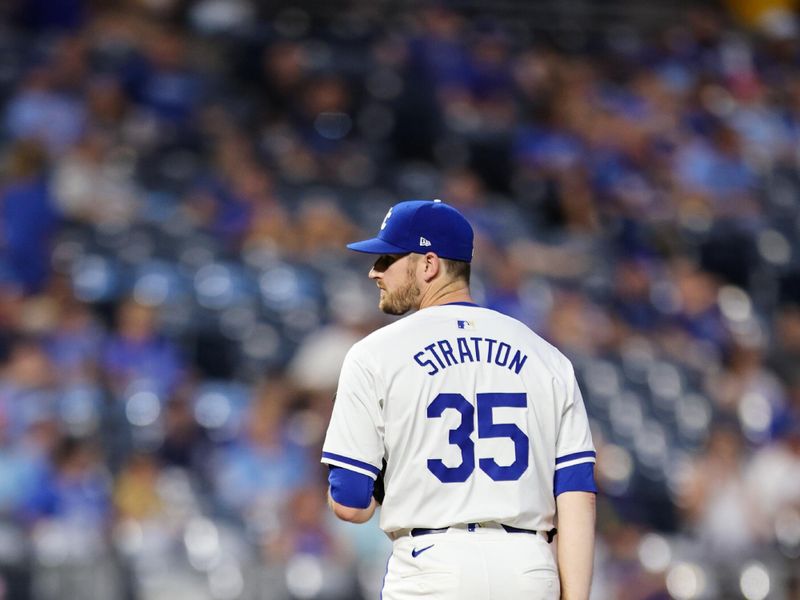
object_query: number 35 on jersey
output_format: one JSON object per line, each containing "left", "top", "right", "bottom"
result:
{"left": 427, "top": 392, "right": 529, "bottom": 483}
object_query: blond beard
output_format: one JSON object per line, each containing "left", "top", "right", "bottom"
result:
{"left": 379, "top": 261, "right": 420, "bottom": 315}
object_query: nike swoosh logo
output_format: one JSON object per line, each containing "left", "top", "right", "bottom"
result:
{"left": 411, "top": 544, "right": 435, "bottom": 558}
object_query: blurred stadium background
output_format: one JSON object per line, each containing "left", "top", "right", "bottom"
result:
{"left": 1, "top": 0, "right": 800, "bottom": 598}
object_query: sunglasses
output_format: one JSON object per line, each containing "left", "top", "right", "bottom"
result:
{"left": 372, "top": 253, "right": 410, "bottom": 272}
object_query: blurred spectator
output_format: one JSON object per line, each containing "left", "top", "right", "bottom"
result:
{"left": 187, "top": 132, "right": 288, "bottom": 250}
{"left": 0, "top": 338, "right": 58, "bottom": 444}
{"left": 410, "top": 6, "right": 470, "bottom": 96}
{"left": 265, "top": 487, "right": 347, "bottom": 562}
{"left": 0, "top": 408, "right": 45, "bottom": 519}
{"left": 157, "top": 396, "right": 212, "bottom": 474}
{"left": 52, "top": 129, "right": 140, "bottom": 226}
{"left": 264, "top": 486, "right": 360, "bottom": 600}
{"left": 211, "top": 382, "right": 312, "bottom": 529}
{"left": 288, "top": 321, "right": 361, "bottom": 394}
{"left": 593, "top": 524, "right": 671, "bottom": 600}
{"left": 25, "top": 435, "right": 121, "bottom": 600}
{"left": 769, "top": 305, "right": 800, "bottom": 389}
{"left": 0, "top": 140, "right": 60, "bottom": 293}
{"left": 746, "top": 417, "right": 800, "bottom": 541}
{"left": 43, "top": 299, "right": 104, "bottom": 385}
{"left": 114, "top": 452, "right": 162, "bottom": 522}
{"left": 4, "top": 62, "right": 86, "bottom": 156}
{"left": 124, "top": 26, "right": 206, "bottom": 129}
{"left": 546, "top": 288, "right": 614, "bottom": 355}
{"left": 674, "top": 122, "right": 759, "bottom": 216}
{"left": 293, "top": 197, "right": 358, "bottom": 259}
{"left": 295, "top": 75, "right": 353, "bottom": 153}
{"left": 26, "top": 436, "right": 111, "bottom": 529}
{"left": 710, "top": 335, "right": 789, "bottom": 441}
{"left": 102, "top": 299, "right": 185, "bottom": 398}
{"left": 677, "top": 422, "right": 761, "bottom": 560}
{"left": 668, "top": 259, "right": 728, "bottom": 355}
{"left": 260, "top": 41, "right": 309, "bottom": 116}
{"left": 84, "top": 76, "right": 130, "bottom": 133}
{"left": 612, "top": 258, "right": 661, "bottom": 332}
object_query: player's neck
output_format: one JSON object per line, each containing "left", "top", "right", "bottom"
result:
{"left": 418, "top": 280, "right": 473, "bottom": 310}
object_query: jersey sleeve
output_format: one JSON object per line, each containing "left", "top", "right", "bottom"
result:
{"left": 554, "top": 367, "right": 597, "bottom": 495}
{"left": 321, "top": 345, "right": 385, "bottom": 480}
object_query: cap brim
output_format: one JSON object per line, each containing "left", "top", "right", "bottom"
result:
{"left": 346, "top": 238, "right": 409, "bottom": 255}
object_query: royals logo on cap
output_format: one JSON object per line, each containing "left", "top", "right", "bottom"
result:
{"left": 381, "top": 207, "right": 393, "bottom": 230}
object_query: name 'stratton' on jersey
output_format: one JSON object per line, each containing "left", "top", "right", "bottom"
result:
{"left": 412, "top": 335, "right": 528, "bottom": 376}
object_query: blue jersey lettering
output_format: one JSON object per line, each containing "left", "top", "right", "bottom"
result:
{"left": 437, "top": 339, "right": 457, "bottom": 366}
{"left": 424, "top": 343, "right": 447, "bottom": 369}
{"left": 413, "top": 337, "right": 528, "bottom": 376}
{"left": 456, "top": 337, "right": 474, "bottom": 363}
{"left": 509, "top": 349, "right": 528, "bottom": 374}
{"left": 485, "top": 338, "right": 497, "bottom": 363}
{"left": 495, "top": 342, "right": 511, "bottom": 367}
{"left": 414, "top": 351, "right": 439, "bottom": 376}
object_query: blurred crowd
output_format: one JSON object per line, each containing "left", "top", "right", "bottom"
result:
{"left": 1, "top": 0, "right": 800, "bottom": 598}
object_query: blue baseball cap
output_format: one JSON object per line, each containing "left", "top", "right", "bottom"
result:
{"left": 347, "top": 200, "right": 474, "bottom": 263}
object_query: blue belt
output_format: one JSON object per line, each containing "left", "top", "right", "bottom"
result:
{"left": 410, "top": 524, "right": 556, "bottom": 542}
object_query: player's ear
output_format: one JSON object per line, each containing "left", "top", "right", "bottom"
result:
{"left": 421, "top": 252, "right": 440, "bottom": 282}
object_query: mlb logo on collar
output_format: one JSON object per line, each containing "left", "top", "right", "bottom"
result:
{"left": 457, "top": 320, "right": 475, "bottom": 330}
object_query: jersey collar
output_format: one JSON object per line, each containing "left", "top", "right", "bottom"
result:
{"left": 441, "top": 301, "right": 480, "bottom": 307}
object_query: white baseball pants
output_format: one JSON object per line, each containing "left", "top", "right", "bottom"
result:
{"left": 381, "top": 525, "right": 559, "bottom": 599}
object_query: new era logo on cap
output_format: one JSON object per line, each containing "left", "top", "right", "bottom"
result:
{"left": 346, "top": 200, "right": 474, "bottom": 263}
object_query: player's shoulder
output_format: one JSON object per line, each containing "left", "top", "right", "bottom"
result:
{"left": 468, "top": 306, "right": 575, "bottom": 373}
{"left": 353, "top": 312, "right": 425, "bottom": 349}
{"left": 342, "top": 314, "right": 421, "bottom": 361}
{"left": 451, "top": 305, "right": 543, "bottom": 343}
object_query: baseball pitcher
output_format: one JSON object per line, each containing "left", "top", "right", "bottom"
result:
{"left": 322, "top": 200, "right": 597, "bottom": 599}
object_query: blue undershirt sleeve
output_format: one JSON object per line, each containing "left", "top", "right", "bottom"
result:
{"left": 328, "top": 466, "right": 375, "bottom": 509}
{"left": 554, "top": 462, "right": 598, "bottom": 496}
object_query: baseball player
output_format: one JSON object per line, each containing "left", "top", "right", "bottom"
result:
{"left": 321, "top": 200, "right": 597, "bottom": 599}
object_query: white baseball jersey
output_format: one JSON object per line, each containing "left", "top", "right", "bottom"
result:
{"left": 321, "top": 304, "right": 595, "bottom": 534}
